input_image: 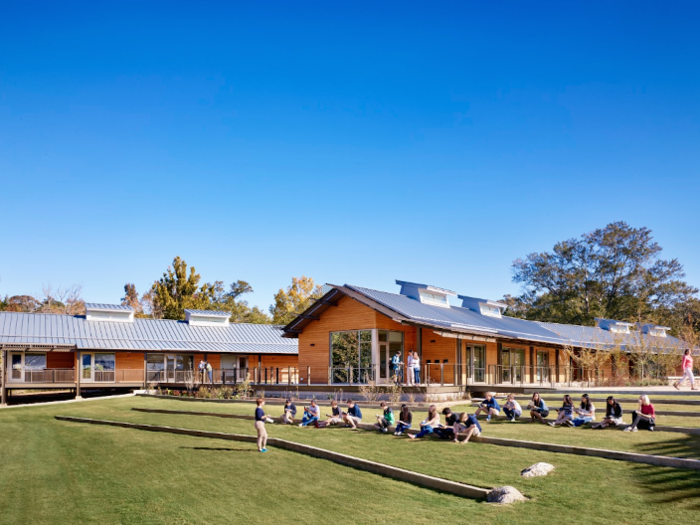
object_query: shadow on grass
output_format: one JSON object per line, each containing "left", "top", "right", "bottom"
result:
{"left": 634, "top": 434, "right": 700, "bottom": 459}
{"left": 180, "top": 446, "right": 256, "bottom": 452}
{"left": 632, "top": 464, "right": 700, "bottom": 509}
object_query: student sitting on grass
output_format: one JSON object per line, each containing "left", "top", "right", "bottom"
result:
{"left": 342, "top": 400, "right": 362, "bottom": 429}
{"left": 299, "top": 400, "right": 320, "bottom": 427}
{"left": 407, "top": 405, "right": 441, "bottom": 440}
{"left": 434, "top": 407, "right": 458, "bottom": 439}
{"left": 548, "top": 395, "right": 574, "bottom": 427}
{"left": 394, "top": 405, "right": 413, "bottom": 436}
{"left": 317, "top": 400, "right": 342, "bottom": 428}
{"left": 474, "top": 392, "right": 501, "bottom": 422}
{"left": 592, "top": 396, "right": 623, "bottom": 429}
{"left": 254, "top": 397, "right": 271, "bottom": 453}
{"left": 503, "top": 394, "right": 522, "bottom": 421}
{"left": 374, "top": 402, "right": 395, "bottom": 433}
{"left": 572, "top": 394, "right": 596, "bottom": 427}
{"left": 281, "top": 398, "right": 297, "bottom": 424}
{"left": 528, "top": 392, "right": 550, "bottom": 424}
{"left": 624, "top": 395, "right": 656, "bottom": 432}
{"left": 453, "top": 411, "right": 482, "bottom": 444}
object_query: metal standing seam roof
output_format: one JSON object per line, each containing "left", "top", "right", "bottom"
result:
{"left": 285, "top": 283, "right": 685, "bottom": 350}
{"left": 85, "top": 303, "right": 135, "bottom": 311}
{"left": 534, "top": 321, "right": 684, "bottom": 351}
{"left": 0, "top": 312, "right": 298, "bottom": 354}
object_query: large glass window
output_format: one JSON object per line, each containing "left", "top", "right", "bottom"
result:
{"left": 25, "top": 353, "right": 47, "bottom": 370}
{"left": 331, "top": 330, "right": 372, "bottom": 383}
{"left": 147, "top": 354, "right": 165, "bottom": 371}
{"left": 94, "top": 353, "right": 115, "bottom": 371}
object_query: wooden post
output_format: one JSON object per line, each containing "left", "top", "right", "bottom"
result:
{"left": 143, "top": 352, "right": 148, "bottom": 388}
{"left": 306, "top": 366, "right": 311, "bottom": 386}
{"left": 440, "top": 362, "right": 444, "bottom": 386}
{"left": 288, "top": 366, "right": 292, "bottom": 386}
{"left": 76, "top": 351, "right": 82, "bottom": 399}
{"left": 529, "top": 346, "right": 535, "bottom": 384}
{"left": 1, "top": 349, "right": 7, "bottom": 406}
{"left": 555, "top": 349, "right": 560, "bottom": 384}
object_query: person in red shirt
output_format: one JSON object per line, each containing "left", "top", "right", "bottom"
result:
{"left": 624, "top": 395, "right": 656, "bottom": 432}
{"left": 674, "top": 349, "right": 697, "bottom": 391}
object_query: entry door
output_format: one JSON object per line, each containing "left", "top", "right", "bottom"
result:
{"left": 237, "top": 357, "right": 249, "bottom": 381}
{"left": 536, "top": 351, "right": 549, "bottom": 381}
{"left": 166, "top": 356, "right": 176, "bottom": 382}
{"left": 378, "top": 343, "right": 390, "bottom": 384}
{"left": 82, "top": 354, "right": 94, "bottom": 382}
{"left": 513, "top": 349, "right": 525, "bottom": 382}
{"left": 472, "top": 346, "right": 485, "bottom": 383}
{"left": 501, "top": 350, "right": 511, "bottom": 383}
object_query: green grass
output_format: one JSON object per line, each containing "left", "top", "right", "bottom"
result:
{"left": 1, "top": 397, "right": 699, "bottom": 525}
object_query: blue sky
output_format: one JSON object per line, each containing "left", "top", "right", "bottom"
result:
{"left": 1, "top": 1, "right": 699, "bottom": 311}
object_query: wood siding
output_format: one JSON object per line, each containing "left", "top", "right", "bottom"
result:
{"left": 116, "top": 352, "right": 144, "bottom": 370}
{"left": 47, "top": 351, "right": 75, "bottom": 369}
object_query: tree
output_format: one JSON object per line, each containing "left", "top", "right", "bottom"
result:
{"left": 210, "top": 280, "right": 271, "bottom": 324}
{"left": 508, "top": 222, "right": 698, "bottom": 329}
{"left": 150, "top": 256, "right": 217, "bottom": 320}
{"left": 121, "top": 283, "right": 152, "bottom": 318}
{"left": 269, "top": 276, "right": 324, "bottom": 325}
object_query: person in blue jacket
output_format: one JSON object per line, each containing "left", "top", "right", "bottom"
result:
{"left": 474, "top": 392, "right": 501, "bottom": 422}
{"left": 453, "top": 412, "right": 483, "bottom": 444}
{"left": 528, "top": 392, "right": 550, "bottom": 424}
{"left": 342, "top": 399, "right": 363, "bottom": 429}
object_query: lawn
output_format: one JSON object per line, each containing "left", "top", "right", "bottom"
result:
{"left": 0, "top": 396, "right": 699, "bottom": 525}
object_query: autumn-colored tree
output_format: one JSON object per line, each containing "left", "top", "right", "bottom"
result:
{"left": 121, "top": 283, "right": 152, "bottom": 318}
{"left": 269, "top": 276, "right": 324, "bottom": 325}
{"left": 210, "top": 280, "right": 271, "bottom": 324}
{"left": 150, "top": 257, "right": 217, "bottom": 320}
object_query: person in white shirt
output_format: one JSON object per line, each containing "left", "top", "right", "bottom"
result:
{"left": 503, "top": 393, "right": 522, "bottom": 421}
{"left": 412, "top": 351, "right": 421, "bottom": 385}
{"left": 406, "top": 351, "right": 415, "bottom": 386}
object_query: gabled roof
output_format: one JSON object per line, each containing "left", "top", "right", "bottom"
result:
{"left": 0, "top": 312, "right": 297, "bottom": 354}
{"left": 283, "top": 283, "right": 686, "bottom": 351}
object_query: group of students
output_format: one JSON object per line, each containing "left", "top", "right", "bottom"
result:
{"left": 472, "top": 391, "right": 657, "bottom": 432}
{"left": 253, "top": 390, "right": 661, "bottom": 452}
{"left": 390, "top": 350, "right": 421, "bottom": 385}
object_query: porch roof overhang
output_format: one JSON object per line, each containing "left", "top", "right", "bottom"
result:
{"left": 0, "top": 343, "right": 77, "bottom": 351}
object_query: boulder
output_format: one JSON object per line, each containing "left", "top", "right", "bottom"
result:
{"left": 520, "top": 462, "right": 555, "bottom": 478}
{"left": 486, "top": 486, "right": 527, "bottom": 504}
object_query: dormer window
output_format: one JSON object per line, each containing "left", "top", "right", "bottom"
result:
{"left": 609, "top": 324, "right": 630, "bottom": 334}
{"left": 184, "top": 309, "right": 230, "bottom": 326}
{"left": 479, "top": 304, "right": 503, "bottom": 317}
{"left": 419, "top": 290, "right": 450, "bottom": 307}
{"left": 458, "top": 295, "right": 506, "bottom": 318}
{"left": 396, "top": 280, "right": 456, "bottom": 308}
{"left": 85, "top": 304, "right": 135, "bottom": 323}
{"left": 595, "top": 318, "right": 634, "bottom": 334}
{"left": 638, "top": 323, "right": 670, "bottom": 338}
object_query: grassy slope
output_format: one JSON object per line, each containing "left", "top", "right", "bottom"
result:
{"left": 1, "top": 397, "right": 699, "bottom": 525}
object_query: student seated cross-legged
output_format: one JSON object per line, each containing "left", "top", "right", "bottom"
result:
{"left": 572, "top": 394, "right": 596, "bottom": 427}
{"left": 624, "top": 395, "right": 656, "bottom": 432}
{"left": 299, "top": 399, "right": 321, "bottom": 427}
{"left": 408, "top": 405, "right": 441, "bottom": 440}
{"left": 453, "top": 411, "right": 482, "bottom": 444}
{"left": 342, "top": 400, "right": 363, "bottom": 429}
{"left": 281, "top": 398, "right": 297, "bottom": 424}
{"left": 394, "top": 404, "right": 413, "bottom": 436}
{"left": 548, "top": 395, "right": 575, "bottom": 427}
{"left": 373, "top": 401, "right": 396, "bottom": 433}
{"left": 528, "top": 392, "right": 550, "bottom": 424}
{"left": 317, "top": 400, "right": 343, "bottom": 428}
{"left": 503, "top": 394, "right": 522, "bottom": 422}
{"left": 474, "top": 392, "right": 501, "bottom": 422}
{"left": 592, "top": 396, "right": 623, "bottom": 429}
{"left": 434, "top": 407, "right": 458, "bottom": 439}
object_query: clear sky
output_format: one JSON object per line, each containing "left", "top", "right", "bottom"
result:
{"left": 1, "top": 1, "right": 699, "bottom": 311}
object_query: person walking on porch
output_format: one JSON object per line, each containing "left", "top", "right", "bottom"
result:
{"left": 674, "top": 349, "right": 697, "bottom": 390}
{"left": 412, "top": 351, "right": 421, "bottom": 385}
{"left": 406, "top": 351, "right": 415, "bottom": 386}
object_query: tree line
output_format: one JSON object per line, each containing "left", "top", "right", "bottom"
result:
{"left": 0, "top": 256, "right": 323, "bottom": 326}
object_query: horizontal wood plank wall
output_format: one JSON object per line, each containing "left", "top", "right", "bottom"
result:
{"left": 260, "top": 355, "right": 299, "bottom": 369}
{"left": 207, "top": 354, "right": 221, "bottom": 369}
{"left": 47, "top": 351, "right": 75, "bottom": 369}
{"left": 115, "top": 352, "right": 144, "bottom": 369}
{"left": 299, "top": 296, "right": 382, "bottom": 383}
{"left": 423, "top": 334, "right": 456, "bottom": 383}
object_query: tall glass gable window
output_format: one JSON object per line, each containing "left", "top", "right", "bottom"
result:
{"left": 331, "top": 330, "right": 372, "bottom": 384}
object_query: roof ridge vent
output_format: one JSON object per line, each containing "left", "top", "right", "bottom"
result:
{"left": 638, "top": 323, "right": 670, "bottom": 337}
{"left": 85, "top": 303, "right": 135, "bottom": 323}
{"left": 185, "top": 309, "right": 230, "bottom": 327}
{"left": 595, "top": 318, "right": 635, "bottom": 334}
{"left": 395, "top": 280, "right": 456, "bottom": 308}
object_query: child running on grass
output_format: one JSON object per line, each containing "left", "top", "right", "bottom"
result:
{"left": 453, "top": 412, "right": 482, "bottom": 444}
{"left": 548, "top": 395, "right": 574, "bottom": 427}
{"left": 394, "top": 405, "right": 413, "bottom": 436}
{"left": 407, "top": 405, "right": 440, "bottom": 440}
{"left": 374, "top": 402, "right": 395, "bottom": 433}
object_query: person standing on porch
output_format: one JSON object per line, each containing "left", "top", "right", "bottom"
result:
{"left": 406, "top": 351, "right": 415, "bottom": 386}
{"left": 205, "top": 361, "right": 213, "bottom": 384}
{"left": 254, "top": 397, "right": 269, "bottom": 453}
{"left": 412, "top": 351, "right": 421, "bottom": 385}
{"left": 198, "top": 359, "right": 206, "bottom": 383}
{"left": 391, "top": 351, "right": 403, "bottom": 384}
{"left": 674, "top": 349, "right": 697, "bottom": 390}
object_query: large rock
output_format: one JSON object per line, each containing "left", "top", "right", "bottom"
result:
{"left": 487, "top": 486, "right": 527, "bottom": 504}
{"left": 521, "top": 462, "right": 555, "bottom": 478}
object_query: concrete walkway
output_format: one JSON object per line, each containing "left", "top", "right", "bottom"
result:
{"left": 0, "top": 393, "right": 135, "bottom": 410}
